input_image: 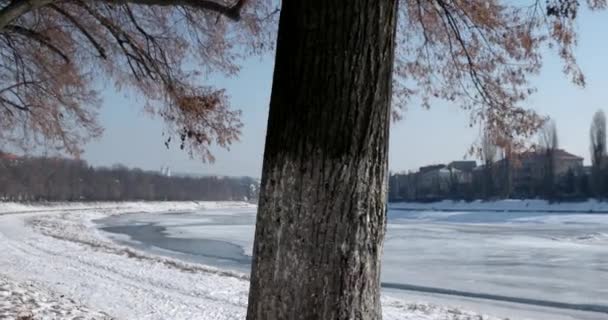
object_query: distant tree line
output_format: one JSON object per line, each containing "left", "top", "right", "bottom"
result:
{"left": 0, "top": 155, "right": 259, "bottom": 202}
{"left": 390, "top": 111, "right": 608, "bottom": 202}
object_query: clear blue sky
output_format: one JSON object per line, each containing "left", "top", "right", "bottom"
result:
{"left": 82, "top": 9, "right": 608, "bottom": 178}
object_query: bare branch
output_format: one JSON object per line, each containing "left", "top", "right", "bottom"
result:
{"left": 101, "top": 0, "right": 248, "bottom": 20}
{"left": 0, "top": 81, "right": 38, "bottom": 94}
{"left": 49, "top": 4, "right": 108, "bottom": 59}
{"left": 0, "top": 0, "right": 55, "bottom": 31}
{"left": 0, "top": 96, "right": 30, "bottom": 111}
{"left": 0, "top": 0, "right": 247, "bottom": 34}
{"left": 5, "top": 24, "right": 70, "bottom": 63}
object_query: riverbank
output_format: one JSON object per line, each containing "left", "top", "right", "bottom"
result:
{"left": 391, "top": 199, "right": 608, "bottom": 213}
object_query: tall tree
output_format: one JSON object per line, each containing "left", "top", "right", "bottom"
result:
{"left": 540, "top": 120, "right": 559, "bottom": 199}
{"left": 498, "top": 139, "right": 513, "bottom": 198}
{"left": 481, "top": 131, "right": 497, "bottom": 199}
{"left": 590, "top": 110, "right": 606, "bottom": 196}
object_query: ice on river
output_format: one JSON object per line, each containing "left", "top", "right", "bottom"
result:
{"left": 97, "top": 201, "right": 608, "bottom": 319}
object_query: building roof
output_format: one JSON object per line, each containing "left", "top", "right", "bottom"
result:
{"left": 448, "top": 161, "right": 477, "bottom": 172}
{"left": 554, "top": 149, "right": 584, "bottom": 161}
{"left": 0, "top": 152, "right": 19, "bottom": 160}
{"left": 516, "top": 149, "right": 584, "bottom": 161}
{"left": 419, "top": 164, "right": 446, "bottom": 174}
{"left": 473, "top": 165, "right": 485, "bottom": 171}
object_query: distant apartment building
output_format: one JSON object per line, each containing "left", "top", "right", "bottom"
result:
{"left": 0, "top": 151, "right": 20, "bottom": 165}
{"left": 388, "top": 161, "right": 479, "bottom": 200}
{"left": 418, "top": 165, "right": 450, "bottom": 192}
{"left": 511, "top": 149, "right": 584, "bottom": 193}
{"left": 389, "top": 148, "right": 586, "bottom": 201}
{"left": 448, "top": 161, "right": 477, "bottom": 183}
{"left": 418, "top": 161, "right": 477, "bottom": 192}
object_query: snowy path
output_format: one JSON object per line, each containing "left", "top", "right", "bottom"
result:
{"left": 0, "top": 202, "right": 505, "bottom": 320}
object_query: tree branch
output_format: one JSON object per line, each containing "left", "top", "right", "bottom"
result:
{"left": 0, "top": 80, "right": 38, "bottom": 94}
{"left": 5, "top": 24, "right": 70, "bottom": 63}
{"left": 0, "top": 96, "right": 29, "bottom": 111}
{"left": 434, "top": 0, "right": 495, "bottom": 107}
{"left": 49, "top": 4, "right": 108, "bottom": 59}
{"left": 76, "top": 2, "right": 161, "bottom": 81}
{"left": 102, "top": 0, "right": 248, "bottom": 20}
{"left": 0, "top": 0, "right": 247, "bottom": 33}
{"left": 0, "top": 0, "right": 55, "bottom": 31}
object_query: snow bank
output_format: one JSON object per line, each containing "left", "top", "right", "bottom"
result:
{"left": 391, "top": 199, "right": 608, "bottom": 213}
{"left": 0, "top": 201, "right": 255, "bottom": 215}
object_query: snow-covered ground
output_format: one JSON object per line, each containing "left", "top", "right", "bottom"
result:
{"left": 0, "top": 202, "right": 509, "bottom": 320}
{"left": 0, "top": 275, "right": 112, "bottom": 320}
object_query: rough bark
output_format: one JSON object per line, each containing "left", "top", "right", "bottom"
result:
{"left": 247, "top": 1, "right": 399, "bottom": 319}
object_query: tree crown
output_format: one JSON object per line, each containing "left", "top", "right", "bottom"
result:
{"left": 0, "top": 0, "right": 603, "bottom": 159}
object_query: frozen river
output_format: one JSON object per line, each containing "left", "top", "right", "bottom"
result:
{"left": 97, "top": 206, "right": 608, "bottom": 319}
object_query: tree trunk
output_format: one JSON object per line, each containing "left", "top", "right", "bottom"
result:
{"left": 247, "top": 1, "right": 398, "bottom": 319}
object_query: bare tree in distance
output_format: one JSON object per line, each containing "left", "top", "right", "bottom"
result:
{"left": 0, "top": 154, "right": 257, "bottom": 201}
{"left": 0, "top": 0, "right": 606, "bottom": 318}
{"left": 540, "top": 120, "right": 559, "bottom": 199}
{"left": 590, "top": 110, "right": 607, "bottom": 196}
{"left": 498, "top": 138, "right": 514, "bottom": 198}
{"left": 481, "top": 130, "right": 497, "bottom": 198}
{"left": 540, "top": 120, "right": 559, "bottom": 153}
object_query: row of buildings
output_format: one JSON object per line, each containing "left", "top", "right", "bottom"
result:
{"left": 390, "top": 149, "right": 585, "bottom": 201}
